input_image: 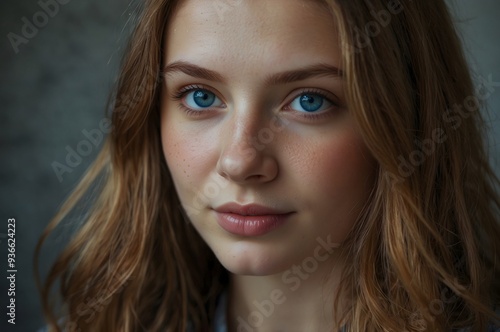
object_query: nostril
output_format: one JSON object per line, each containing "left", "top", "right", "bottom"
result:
{"left": 245, "top": 174, "right": 264, "bottom": 182}
{"left": 215, "top": 141, "right": 279, "bottom": 184}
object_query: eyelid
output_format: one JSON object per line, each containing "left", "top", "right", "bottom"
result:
{"left": 170, "top": 84, "right": 226, "bottom": 118}
{"left": 171, "top": 84, "right": 223, "bottom": 102}
{"left": 282, "top": 88, "right": 341, "bottom": 113}
{"left": 278, "top": 88, "right": 342, "bottom": 121}
{"left": 285, "top": 88, "right": 339, "bottom": 106}
{"left": 170, "top": 84, "right": 341, "bottom": 120}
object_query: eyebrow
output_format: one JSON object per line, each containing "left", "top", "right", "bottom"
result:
{"left": 162, "top": 61, "right": 343, "bottom": 85}
{"left": 162, "top": 61, "right": 225, "bottom": 82}
{"left": 265, "top": 63, "right": 343, "bottom": 85}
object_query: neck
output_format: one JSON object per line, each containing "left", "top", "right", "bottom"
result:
{"left": 226, "top": 251, "right": 347, "bottom": 332}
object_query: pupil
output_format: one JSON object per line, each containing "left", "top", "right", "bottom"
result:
{"left": 193, "top": 90, "right": 215, "bottom": 107}
{"left": 300, "top": 94, "right": 323, "bottom": 112}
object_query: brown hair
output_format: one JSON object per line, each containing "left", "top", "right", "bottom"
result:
{"left": 36, "top": 0, "right": 500, "bottom": 331}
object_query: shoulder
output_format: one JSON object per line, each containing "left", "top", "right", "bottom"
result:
{"left": 186, "top": 290, "right": 228, "bottom": 332}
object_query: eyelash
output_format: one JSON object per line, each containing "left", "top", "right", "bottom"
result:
{"left": 171, "top": 84, "right": 222, "bottom": 117}
{"left": 171, "top": 84, "right": 340, "bottom": 120}
{"left": 284, "top": 88, "right": 338, "bottom": 121}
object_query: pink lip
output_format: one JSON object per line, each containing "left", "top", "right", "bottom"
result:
{"left": 213, "top": 203, "right": 294, "bottom": 237}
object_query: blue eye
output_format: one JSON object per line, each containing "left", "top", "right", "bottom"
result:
{"left": 185, "top": 89, "right": 223, "bottom": 109}
{"left": 290, "top": 93, "right": 332, "bottom": 113}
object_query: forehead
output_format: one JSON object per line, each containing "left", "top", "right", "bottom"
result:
{"left": 164, "top": 0, "right": 340, "bottom": 71}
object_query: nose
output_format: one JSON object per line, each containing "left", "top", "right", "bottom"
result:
{"left": 216, "top": 114, "right": 279, "bottom": 185}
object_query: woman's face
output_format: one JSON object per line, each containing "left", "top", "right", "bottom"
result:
{"left": 161, "top": 0, "right": 375, "bottom": 275}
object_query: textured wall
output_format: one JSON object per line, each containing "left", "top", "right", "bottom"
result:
{"left": 0, "top": 1, "right": 499, "bottom": 331}
{"left": 0, "top": 0, "right": 134, "bottom": 330}
{"left": 452, "top": 1, "right": 500, "bottom": 167}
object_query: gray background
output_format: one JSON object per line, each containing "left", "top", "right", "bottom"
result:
{"left": 0, "top": 1, "right": 499, "bottom": 331}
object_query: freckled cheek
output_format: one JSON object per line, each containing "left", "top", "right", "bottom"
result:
{"left": 161, "top": 125, "right": 217, "bottom": 188}
{"left": 301, "top": 133, "right": 375, "bottom": 204}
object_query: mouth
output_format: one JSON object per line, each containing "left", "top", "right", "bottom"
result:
{"left": 212, "top": 203, "right": 294, "bottom": 236}
{"left": 213, "top": 202, "right": 292, "bottom": 215}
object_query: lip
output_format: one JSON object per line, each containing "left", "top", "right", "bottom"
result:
{"left": 213, "top": 203, "right": 294, "bottom": 237}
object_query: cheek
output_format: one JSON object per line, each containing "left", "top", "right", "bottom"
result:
{"left": 161, "top": 123, "right": 215, "bottom": 196}
{"left": 297, "top": 129, "right": 375, "bottom": 212}
{"left": 330, "top": 137, "right": 372, "bottom": 191}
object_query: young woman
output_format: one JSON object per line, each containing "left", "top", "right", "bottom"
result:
{"left": 36, "top": 0, "right": 500, "bottom": 331}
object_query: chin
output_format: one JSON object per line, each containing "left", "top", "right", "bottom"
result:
{"left": 212, "top": 242, "right": 293, "bottom": 276}
{"left": 220, "top": 260, "right": 284, "bottom": 276}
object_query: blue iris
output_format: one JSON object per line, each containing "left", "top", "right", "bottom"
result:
{"left": 299, "top": 94, "right": 324, "bottom": 112}
{"left": 193, "top": 90, "right": 216, "bottom": 108}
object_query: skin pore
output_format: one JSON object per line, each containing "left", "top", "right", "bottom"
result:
{"left": 161, "top": 0, "right": 376, "bottom": 330}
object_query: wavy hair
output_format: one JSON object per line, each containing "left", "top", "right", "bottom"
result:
{"left": 36, "top": 0, "right": 500, "bottom": 331}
